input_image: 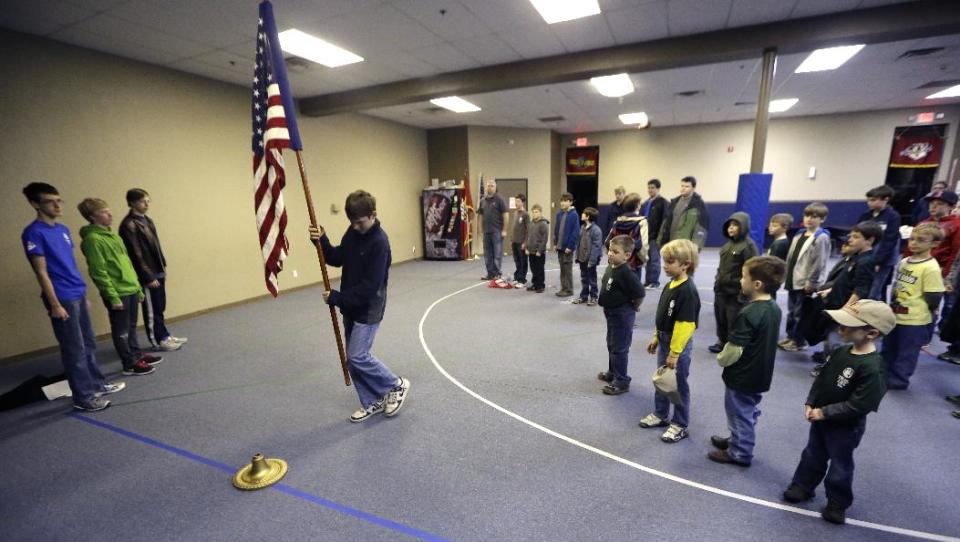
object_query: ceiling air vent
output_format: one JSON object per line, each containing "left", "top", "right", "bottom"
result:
{"left": 897, "top": 47, "right": 946, "bottom": 60}
{"left": 284, "top": 56, "right": 310, "bottom": 73}
{"left": 424, "top": 106, "right": 445, "bottom": 113}
{"left": 675, "top": 90, "right": 705, "bottom": 98}
{"left": 916, "top": 79, "right": 960, "bottom": 89}
{"left": 538, "top": 116, "right": 566, "bottom": 123}
{"left": 734, "top": 101, "right": 756, "bottom": 106}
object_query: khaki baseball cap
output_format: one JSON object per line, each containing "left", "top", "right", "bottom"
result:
{"left": 825, "top": 300, "right": 895, "bottom": 335}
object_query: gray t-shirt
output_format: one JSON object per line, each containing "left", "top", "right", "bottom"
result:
{"left": 479, "top": 194, "right": 508, "bottom": 234}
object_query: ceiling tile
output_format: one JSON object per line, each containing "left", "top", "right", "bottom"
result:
{"left": 410, "top": 42, "right": 477, "bottom": 72}
{"left": 727, "top": 0, "right": 797, "bottom": 28}
{"left": 789, "top": 0, "right": 861, "bottom": 18}
{"left": 549, "top": 12, "right": 617, "bottom": 51}
{"left": 604, "top": 0, "right": 670, "bottom": 44}
{"left": 108, "top": 0, "right": 250, "bottom": 49}
{"left": 308, "top": 3, "right": 444, "bottom": 56}
{"left": 667, "top": 0, "right": 733, "bottom": 36}
{"left": 50, "top": 26, "right": 182, "bottom": 65}
{"left": 66, "top": 13, "right": 211, "bottom": 59}
{"left": 453, "top": 34, "right": 522, "bottom": 66}
{"left": 393, "top": 0, "right": 493, "bottom": 40}
{"left": 0, "top": 0, "right": 95, "bottom": 36}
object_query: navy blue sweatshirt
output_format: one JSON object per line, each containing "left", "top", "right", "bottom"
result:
{"left": 320, "top": 220, "right": 391, "bottom": 324}
{"left": 857, "top": 206, "right": 901, "bottom": 268}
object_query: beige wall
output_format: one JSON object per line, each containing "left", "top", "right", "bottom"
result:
{"left": 569, "top": 107, "right": 960, "bottom": 203}
{"left": 0, "top": 31, "right": 427, "bottom": 360}
{"left": 427, "top": 126, "right": 469, "bottom": 185}
{"left": 467, "top": 126, "right": 553, "bottom": 252}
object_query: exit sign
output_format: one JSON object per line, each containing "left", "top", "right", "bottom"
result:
{"left": 575, "top": 137, "right": 588, "bottom": 146}
{"left": 916, "top": 112, "right": 935, "bottom": 123}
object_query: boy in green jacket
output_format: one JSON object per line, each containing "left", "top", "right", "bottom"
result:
{"left": 78, "top": 198, "right": 160, "bottom": 376}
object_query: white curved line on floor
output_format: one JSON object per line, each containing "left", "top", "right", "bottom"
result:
{"left": 417, "top": 281, "right": 958, "bottom": 542}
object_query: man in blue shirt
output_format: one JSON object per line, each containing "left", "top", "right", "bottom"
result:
{"left": 21, "top": 182, "right": 123, "bottom": 412}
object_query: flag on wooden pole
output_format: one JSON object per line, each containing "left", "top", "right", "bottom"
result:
{"left": 252, "top": 1, "right": 303, "bottom": 296}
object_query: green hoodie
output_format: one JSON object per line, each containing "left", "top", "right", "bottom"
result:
{"left": 714, "top": 211, "right": 759, "bottom": 295}
{"left": 79, "top": 224, "right": 143, "bottom": 306}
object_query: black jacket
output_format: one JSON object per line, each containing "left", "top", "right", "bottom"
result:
{"left": 320, "top": 220, "right": 391, "bottom": 324}
{"left": 119, "top": 213, "right": 166, "bottom": 283}
{"left": 714, "top": 212, "right": 758, "bottom": 295}
{"left": 643, "top": 195, "right": 667, "bottom": 243}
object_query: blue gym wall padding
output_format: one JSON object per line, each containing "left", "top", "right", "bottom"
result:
{"left": 735, "top": 173, "right": 773, "bottom": 251}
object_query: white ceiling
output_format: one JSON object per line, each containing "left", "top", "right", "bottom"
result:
{"left": 3, "top": 0, "right": 959, "bottom": 132}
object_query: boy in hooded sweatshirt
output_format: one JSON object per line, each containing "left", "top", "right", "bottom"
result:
{"left": 78, "top": 198, "right": 160, "bottom": 376}
{"left": 708, "top": 212, "right": 759, "bottom": 354}
{"left": 525, "top": 204, "right": 550, "bottom": 293}
{"left": 573, "top": 207, "right": 603, "bottom": 305}
{"left": 604, "top": 192, "right": 650, "bottom": 286}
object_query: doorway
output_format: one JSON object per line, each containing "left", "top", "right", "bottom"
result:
{"left": 885, "top": 124, "right": 947, "bottom": 225}
{"left": 565, "top": 145, "right": 599, "bottom": 211}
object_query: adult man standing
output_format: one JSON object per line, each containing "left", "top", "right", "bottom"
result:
{"left": 604, "top": 186, "right": 627, "bottom": 238}
{"left": 477, "top": 179, "right": 509, "bottom": 280}
{"left": 659, "top": 176, "right": 710, "bottom": 251}
{"left": 642, "top": 179, "right": 667, "bottom": 288}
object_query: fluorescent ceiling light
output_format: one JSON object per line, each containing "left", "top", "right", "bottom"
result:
{"left": 619, "top": 112, "right": 649, "bottom": 127}
{"left": 590, "top": 73, "right": 634, "bottom": 97}
{"left": 277, "top": 29, "right": 363, "bottom": 68}
{"left": 529, "top": 0, "right": 601, "bottom": 24}
{"left": 430, "top": 96, "right": 481, "bottom": 113}
{"left": 768, "top": 98, "right": 798, "bottom": 113}
{"left": 926, "top": 84, "right": 960, "bottom": 99}
{"left": 795, "top": 45, "right": 865, "bottom": 73}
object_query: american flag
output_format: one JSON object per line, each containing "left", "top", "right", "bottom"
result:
{"left": 252, "top": 1, "right": 302, "bottom": 297}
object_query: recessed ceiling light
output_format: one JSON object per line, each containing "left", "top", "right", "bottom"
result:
{"left": 768, "top": 98, "right": 798, "bottom": 113}
{"left": 619, "top": 112, "right": 649, "bottom": 127}
{"left": 795, "top": 45, "right": 864, "bottom": 73}
{"left": 529, "top": 0, "right": 601, "bottom": 24}
{"left": 926, "top": 84, "right": 960, "bottom": 99}
{"left": 430, "top": 96, "right": 481, "bottom": 113}
{"left": 590, "top": 73, "right": 634, "bottom": 97}
{"left": 278, "top": 29, "right": 363, "bottom": 68}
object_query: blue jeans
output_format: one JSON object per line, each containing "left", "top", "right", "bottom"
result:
{"left": 724, "top": 388, "right": 763, "bottom": 463}
{"left": 791, "top": 418, "right": 866, "bottom": 509}
{"left": 604, "top": 305, "right": 635, "bottom": 389}
{"left": 654, "top": 331, "right": 692, "bottom": 427}
{"left": 141, "top": 275, "right": 171, "bottom": 346}
{"left": 49, "top": 297, "right": 106, "bottom": 403}
{"left": 343, "top": 318, "right": 399, "bottom": 409}
{"left": 511, "top": 242, "right": 527, "bottom": 283}
{"left": 105, "top": 293, "right": 143, "bottom": 370}
{"left": 881, "top": 323, "right": 928, "bottom": 389}
{"left": 482, "top": 232, "right": 503, "bottom": 277}
{"left": 868, "top": 264, "right": 893, "bottom": 301}
{"left": 644, "top": 238, "right": 661, "bottom": 286}
{"left": 785, "top": 289, "right": 807, "bottom": 346}
{"left": 579, "top": 262, "right": 598, "bottom": 300}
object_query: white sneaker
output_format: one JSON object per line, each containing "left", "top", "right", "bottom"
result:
{"left": 661, "top": 423, "right": 689, "bottom": 443}
{"left": 350, "top": 400, "right": 385, "bottom": 423}
{"left": 384, "top": 378, "right": 410, "bottom": 417}
{"left": 168, "top": 336, "right": 188, "bottom": 344}
{"left": 638, "top": 413, "right": 669, "bottom": 428}
{"left": 95, "top": 382, "right": 127, "bottom": 397}
{"left": 158, "top": 338, "right": 182, "bottom": 351}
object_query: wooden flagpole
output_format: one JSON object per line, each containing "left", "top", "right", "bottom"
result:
{"left": 294, "top": 150, "right": 351, "bottom": 386}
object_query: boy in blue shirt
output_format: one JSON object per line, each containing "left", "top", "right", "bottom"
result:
{"left": 310, "top": 190, "right": 410, "bottom": 422}
{"left": 21, "top": 182, "right": 123, "bottom": 412}
{"left": 554, "top": 193, "right": 580, "bottom": 297}
{"left": 858, "top": 186, "right": 901, "bottom": 301}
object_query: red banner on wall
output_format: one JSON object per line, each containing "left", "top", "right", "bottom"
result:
{"left": 890, "top": 135, "right": 942, "bottom": 168}
{"left": 566, "top": 147, "right": 598, "bottom": 176}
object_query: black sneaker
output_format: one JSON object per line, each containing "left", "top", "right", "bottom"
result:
{"left": 707, "top": 342, "right": 724, "bottom": 354}
{"left": 480, "top": 275, "right": 494, "bottom": 281}
{"left": 710, "top": 435, "right": 730, "bottom": 450}
{"left": 123, "top": 359, "right": 156, "bottom": 376}
{"left": 597, "top": 371, "right": 614, "bottom": 383}
{"left": 821, "top": 501, "right": 846, "bottom": 524}
{"left": 810, "top": 363, "right": 824, "bottom": 377}
{"left": 947, "top": 395, "right": 960, "bottom": 406}
{"left": 140, "top": 354, "right": 163, "bottom": 366}
{"left": 602, "top": 384, "right": 628, "bottom": 395}
{"left": 73, "top": 396, "right": 111, "bottom": 412}
{"left": 782, "top": 483, "right": 814, "bottom": 503}
{"left": 811, "top": 351, "right": 826, "bottom": 363}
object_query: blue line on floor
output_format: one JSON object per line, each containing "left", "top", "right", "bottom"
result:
{"left": 71, "top": 413, "right": 448, "bottom": 542}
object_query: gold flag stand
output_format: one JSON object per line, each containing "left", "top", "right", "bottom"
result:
{"left": 233, "top": 453, "right": 288, "bottom": 490}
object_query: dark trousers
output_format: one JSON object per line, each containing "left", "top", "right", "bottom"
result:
{"left": 558, "top": 251, "right": 574, "bottom": 293}
{"left": 724, "top": 387, "right": 763, "bottom": 463}
{"left": 105, "top": 293, "right": 144, "bottom": 370}
{"left": 142, "top": 276, "right": 171, "bottom": 347}
{"left": 511, "top": 243, "right": 528, "bottom": 283}
{"left": 482, "top": 232, "right": 503, "bottom": 277}
{"left": 791, "top": 418, "right": 866, "bottom": 509}
{"left": 868, "top": 264, "right": 894, "bottom": 301}
{"left": 881, "top": 323, "right": 928, "bottom": 389}
{"left": 49, "top": 297, "right": 106, "bottom": 403}
{"left": 714, "top": 292, "right": 745, "bottom": 344}
{"left": 644, "top": 238, "right": 661, "bottom": 286}
{"left": 604, "top": 305, "right": 635, "bottom": 389}
{"left": 786, "top": 289, "right": 807, "bottom": 346}
{"left": 528, "top": 253, "right": 545, "bottom": 289}
{"left": 578, "top": 261, "right": 598, "bottom": 300}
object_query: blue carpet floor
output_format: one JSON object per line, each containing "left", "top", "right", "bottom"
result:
{"left": 1, "top": 250, "right": 958, "bottom": 541}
